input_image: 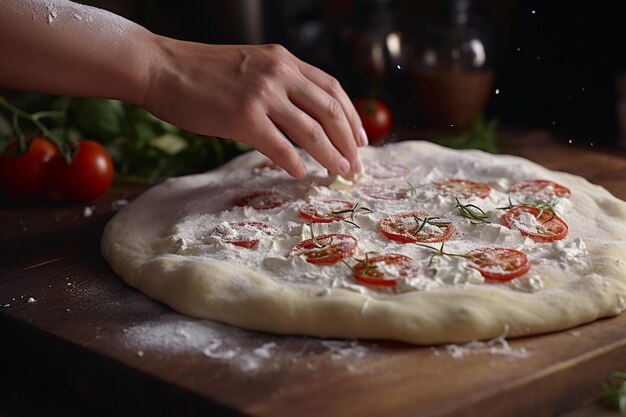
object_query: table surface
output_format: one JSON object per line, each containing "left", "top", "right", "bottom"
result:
{"left": 1, "top": 128, "right": 626, "bottom": 417}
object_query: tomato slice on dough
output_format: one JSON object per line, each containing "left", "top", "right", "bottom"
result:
{"left": 435, "top": 178, "right": 491, "bottom": 199}
{"left": 210, "top": 221, "right": 277, "bottom": 249}
{"left": 466, "top": 247, "right": 531, "bottom": 281}
{"left": 366, "top": 161, "right": 411, "bottom": 179}
{"left": 233, "top": 190, "right": 291, "bottom": 209}
{"left": 501, "top": 206, "right": 568, "bottom": 242}
{"left": 290, "top": 233, "right": 357, "bottom": 265}
{"left": 353, "top": 253, "right": 422, "bottom": 287}
{"left": 510, "top": 179, "right": 571, "bottom": 199}
{"left": 299, "top": 199, "right": 354, "bottom": 223}
{"left": 360, "top": 183, "right": 411, "bottom": 200}
{"left": 380, "top": 211, "right": 455, "bottom": 243}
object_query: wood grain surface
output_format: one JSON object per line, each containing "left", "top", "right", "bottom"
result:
{"left": 1, "top": 129, "right": 626, "bottom": 417}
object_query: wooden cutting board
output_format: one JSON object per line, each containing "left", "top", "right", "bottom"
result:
{"left": 2, "top": 129, "right": 626, "bottom": 417}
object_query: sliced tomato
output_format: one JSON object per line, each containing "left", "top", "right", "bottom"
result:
{"left": 360, "top": 183, "right": 411, "bottom": 200}
{"left": 380, "top": 211, "right": 455, "bottom": 243}
{"left": 466, "top": 247, "right": 531, "bottom": 281}
{"left": 366, "top": 161, "right": 411, "bottom": 180}
{"left": 290, "top": 233, "right": 357, "bottom": 265}
{"left": 299, "top": 199, "right": 354, "bottom": 223}
{"left": 510, "top": 179, "right": 571, "bottom": 199}
{"left": 233, "top": 190, "right": 291, "bottom": 209}
{"left": 210, "top": 221, "right": 277, "bottom": 249}
{"left": 435, "top": 178, "right": 491, "bottom": 199}
{"left": 353, "top": 253, "right": 421, "bottom": 287}
{"left": 501, "top": 205, "right": 568, "bottom": 242}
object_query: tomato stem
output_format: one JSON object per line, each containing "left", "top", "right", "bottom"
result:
{"left": 0, "top": 96, "right": 72, "bottom": 163}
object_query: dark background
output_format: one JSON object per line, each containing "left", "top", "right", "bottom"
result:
{"left": 87, "top": 0, "right": 626, "bottom": 145}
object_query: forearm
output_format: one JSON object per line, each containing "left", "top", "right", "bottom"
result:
{"left": 0, "top": 0, "right": 155, "bottom": 106}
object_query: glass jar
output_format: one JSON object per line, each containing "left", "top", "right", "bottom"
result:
{"left": 335, "top": 0, "right": 410, "bottom": 103}
{"left": 410, "top": 0, "right": 495, "bottom": 129}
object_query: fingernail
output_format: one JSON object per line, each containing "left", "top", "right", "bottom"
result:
{"left": 359, "top": 127, "right": 369, "bottom": 147}
{"left": 353, "top": 157, "right": 362, "bottom": 172}
{"left": 339, "top": 158, "right": 350, "bottom": 174}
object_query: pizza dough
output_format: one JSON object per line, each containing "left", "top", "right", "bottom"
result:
{"left": 101, "top": 141, "right": 626, "bottom": 344}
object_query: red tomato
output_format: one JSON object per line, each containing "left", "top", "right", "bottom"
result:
{"left": 466, "top": 247, "right": 531, "bottom": 281}
{"left": 365, "top": 161, "right": 410, "bottom": 180}
{"left": 233, "top": 190, "right": 291, "bottom": 210}
{"left": 435, "top": 178, "right": 491, "bottom": 199}
{"left": 0, "top": 136, "right": 59, "bottom": 199}
{"left": 360, "top": 183, "right": 411, "bottom": 200}
{"left": 353, "top": 253, "right": 421, "bottom": 287}
{"left": 354, "top": 97, "right": 393, "bottom": 143}
{"left": 299, "top": 199, "right": 354, "bottom": 223}
{"left": 53, "top": 140, "right": 113, "bottom": 201}
{"left": 211, "top": 221, "right": 277, "bottom": 249}
{"left": 290, "top": 233, "right": 357, "bottom": 265}
{"left": 501, "top": 205, "right": 568, "bottom": 243}
{"left": 510, "top": 179, "right": 571, "bottom": 199}
{"left": 380, "top": 211, "right": 455, "bottom": 244}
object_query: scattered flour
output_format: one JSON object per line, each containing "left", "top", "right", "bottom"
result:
{"left": 438, "top": 326, "right": 531, "bottom": 359}
{"left": 111, "top": 199, "right": 129, "bottom": 211}
{"left": 121, "top": 316, "right": 375, "bottom": 373}
{"left": 83, "top": 205, "right": 95, "bottom": 217}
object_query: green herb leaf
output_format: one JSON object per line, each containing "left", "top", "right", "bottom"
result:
{"left": 604, "top": 371, "right": 626, "bottom": 415}
{"left": 435, "top": 116, "right": 499, "bottom": 153}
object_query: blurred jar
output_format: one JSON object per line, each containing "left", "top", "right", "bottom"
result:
{"left": 335, "top": 0, "right": 410, "bottom": 104}
{"left": 411, "top": 0, "right": 495, "bottom": 129}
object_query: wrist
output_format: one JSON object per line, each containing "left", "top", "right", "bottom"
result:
{"left": 120, "top": 28, "right": 163, "bottom": 108}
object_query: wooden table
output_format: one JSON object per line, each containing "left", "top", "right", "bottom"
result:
{"left": 1, "top": 129, "right": 625, "bottom": 417}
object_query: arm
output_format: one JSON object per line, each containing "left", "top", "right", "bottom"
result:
{"left": 0, "top": 0, "right": 367, "bottom": 177}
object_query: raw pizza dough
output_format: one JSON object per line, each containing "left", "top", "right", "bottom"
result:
{"left": 101, "top": 141, "right": 626, "bottom": 344}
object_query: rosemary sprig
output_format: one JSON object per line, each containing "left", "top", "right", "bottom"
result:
{"left": 497, "top": 197, "right": 557, "bottom": 223}
{"left": 407, "top": 182, "right": 417, "bottom": 197}
{"left": 308, "top": 224, "right": 325, "bottom": 249}
{"left": 331, "top": 201, "right": 373, "bottom": 229}
{"left": 603, "top": 371, "right": 626, "bottom": 415}
{"left": 415, "top": 242, "right": 472, "bottom": 267}
{"left": 411, "top": 216, "right": 452, "bottom": 236}
{"left": 342, "top": 252, "right": 379, "bottom": 275}
{"left": 454, "top": 197, "right": 491, "bottom": 224}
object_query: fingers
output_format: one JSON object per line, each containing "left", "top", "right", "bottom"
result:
{"left": 298, "top": 61, "right": 368, "bottom": 148}
{"left": 268, "top": 100, "right": 353, "bottom": 176}
{"left": 243, "top": 119, "right": 307, "bottom": 179}
{"left": 289, "top": 79, "right": 361, "bottom": 173}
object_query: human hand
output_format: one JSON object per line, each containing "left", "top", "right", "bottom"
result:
{"left": 142, "top": 39, "right": 367, "bottom": 178}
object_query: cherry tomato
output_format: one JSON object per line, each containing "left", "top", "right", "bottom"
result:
{"left": 365, "top": 161, "right": 410, "bottom": 180}
{"left": 233, "top": 190, "right": 291, "bottom": 210}
{"left": 360, "top": 183, "right": 411, "bottom": 200}
{"left": 435, "top": 178, "right": 491, "bottom": 199}
{"left": 53, "top": 140, "right": 113, "bottom": 201}
{"left": 0, "top": 136, "right": 59, "bottom": 199}
{"left": 501, "top": 205, "right": 568, "bottom": 243}
{"left": 380, "top": 211, "right": 455, "bottom": 244}
{"left": 354, "top": 97, "right": 393, "bottom": 143}
{"left": 290, "top": 233, "right": 357, "bottom": 265}
{"left": 466, "top": 247, "right": 531, "bottom": 281}
{"left": 353, "top": 253, "right": 421, "bottom": 287}
{"left": 299, "top": 199, "right": 354, "bottom": 223}
{"left": 210, "top": 221, "right": 277, "bottom": 249}
{"left": 510, "top": 179, "right": 571, "bottom": 200}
